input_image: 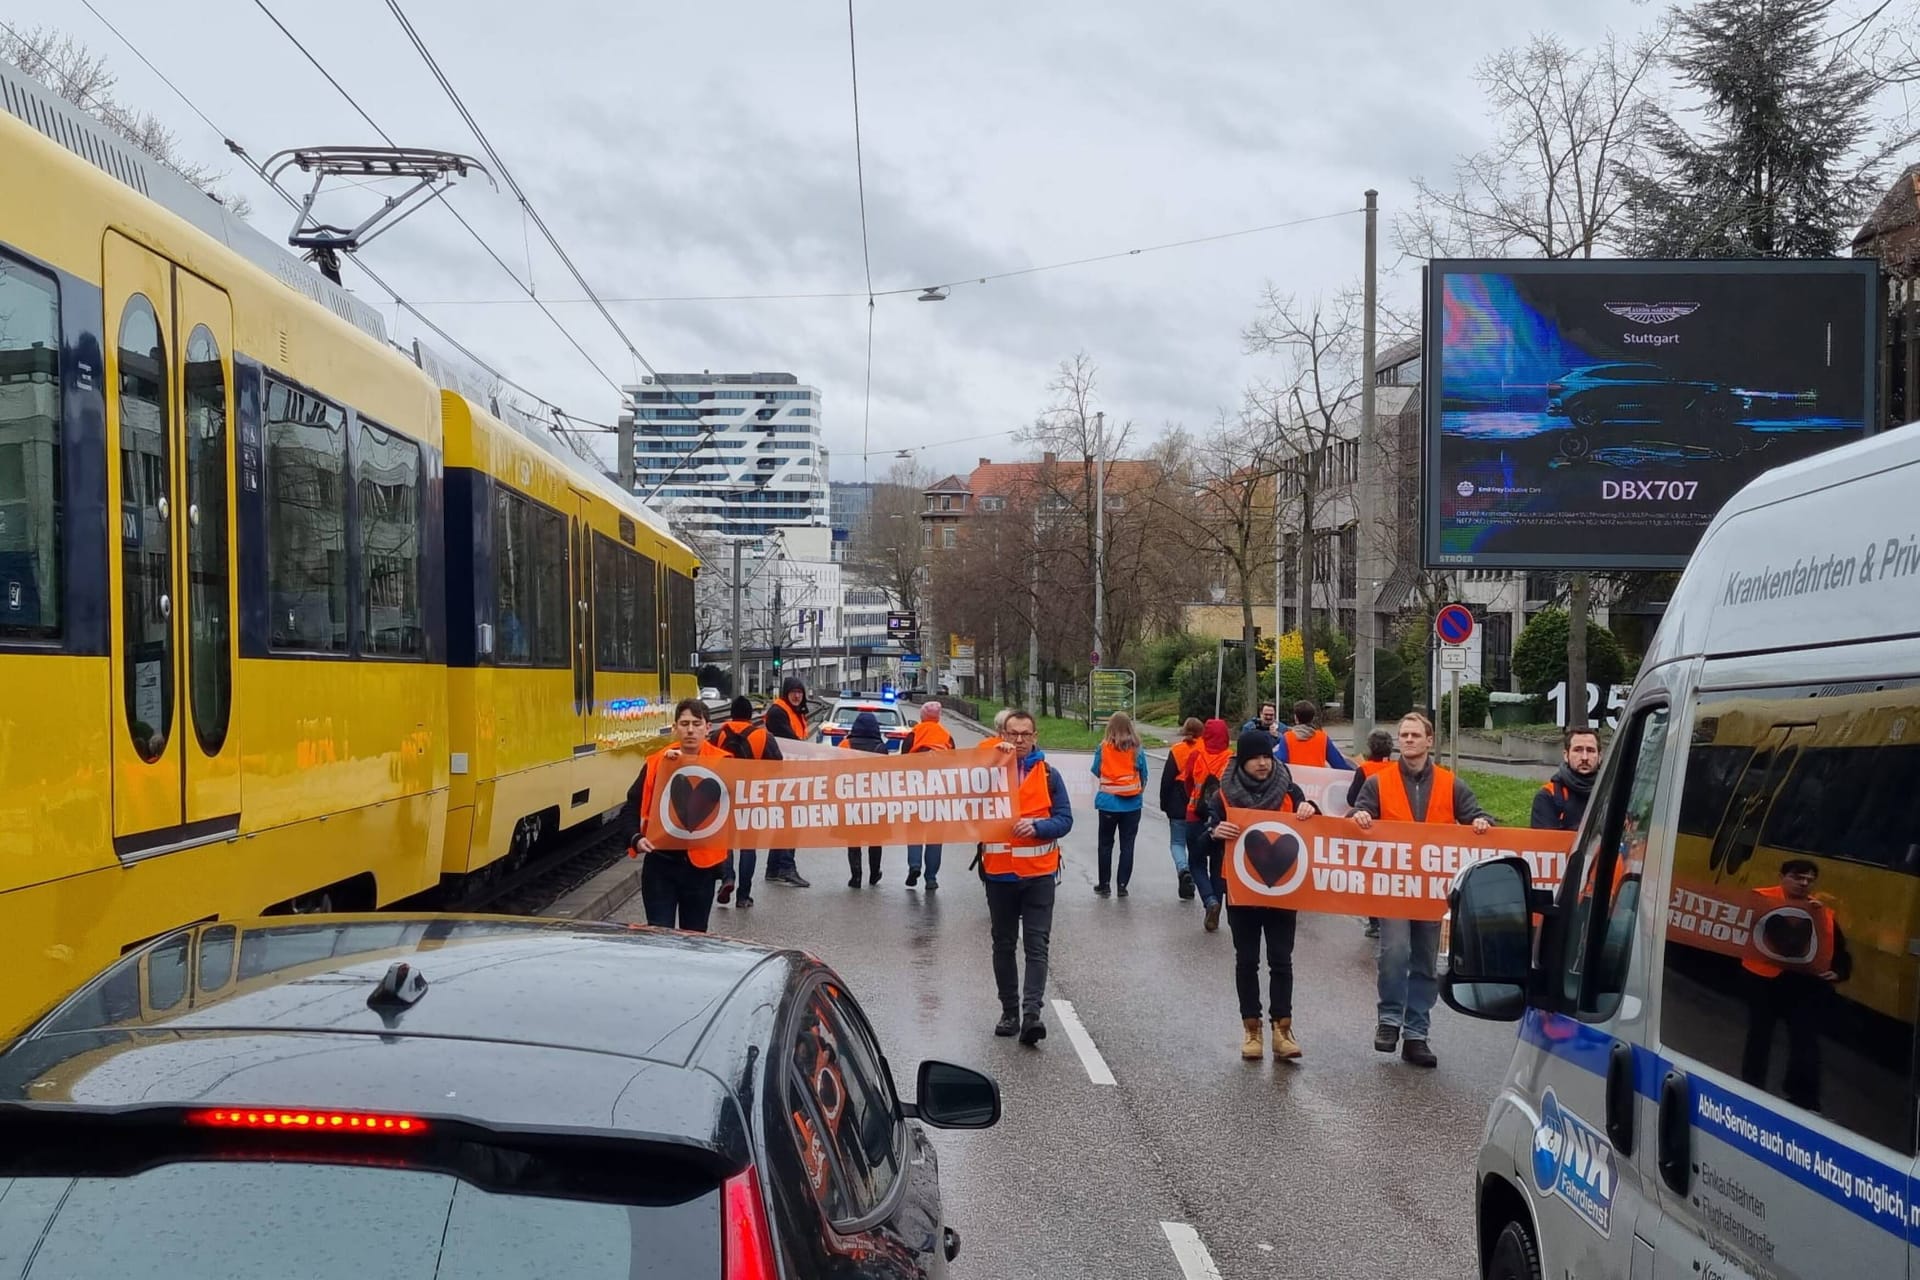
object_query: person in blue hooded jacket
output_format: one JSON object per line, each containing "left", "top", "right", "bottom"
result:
{"left": 840, "top": 710, "right": 890, "bottom": 887}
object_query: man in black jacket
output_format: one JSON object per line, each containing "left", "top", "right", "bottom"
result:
{"left": 761, "top": 676, "right": 811, "bottom": 887}
{"left": 1531, "top": 727, "right": 1601, "bottom": 832}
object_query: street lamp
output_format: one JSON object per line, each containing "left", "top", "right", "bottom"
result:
{"left": 917, "top": 287, "right": 949, "bottom": 302}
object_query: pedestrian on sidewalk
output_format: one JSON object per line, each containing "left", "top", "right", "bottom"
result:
{"left": 1182, "top": 717, "right": 1235, "bottom": 931}
{"left": 1275, "top": 700, "right": 1353, "bottom": 770}
{"left": 1091, "top": 711, "right": 1149, "bottom": 897}
{"left": 840, "top": 710, "right": 890, "bottom": 886}
{"left": 905, "top": 700, "right": 956, "bottom": 890}
{"left": 1532, "top": 726, "right": 1601, "bottom": 832}
{"left": 626, "top": 699, "right": 734, "bottom": 933}
{"left": 1204, "top": 728, "right": 1319, "bottom": 1061}
{"left": 1348, "top": 728, "right": 1395, "bottom": 939}
{"left": 1240, "top": 701, "right": 1278, "bottom": 736}
{"left": 1160, "top": 718, "right": 1202, "bottom": 900}
{"left": 1350, "top": 712, "right": 1495, "bottom": 1069}
{"left": 711, "top": 696, "right": 782, "bottom": 909}
{"left": 979, "top": 710, "right": 1073, "bottom": 1045}
{"left": 760, "top": 676, "right": 812, "bottom": 888}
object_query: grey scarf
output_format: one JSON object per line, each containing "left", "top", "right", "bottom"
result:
{"left": 1223, "top": 759, "right": 1293, "bottom": 811}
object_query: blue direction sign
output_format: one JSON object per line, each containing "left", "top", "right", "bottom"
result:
{"left": 1435, "top": 603, "right": 1475, "bottom": 646}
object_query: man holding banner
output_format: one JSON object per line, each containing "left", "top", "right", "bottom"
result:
{"left": 1351, "top": 712, "right": 1494, "bottom": 1070}
{"left": 980, "top": 710, "right": 1074, "bottom": 1046}
{"left": 628, "top": 698, "right": 736, "bottom": 933}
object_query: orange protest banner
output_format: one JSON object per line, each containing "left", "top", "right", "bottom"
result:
{"left": 644, "top": 747, "right": 1020, "bottom": 850}
{"left": 1667, "top": 879, "right": 1838, "bottom": 975}
{"left": 1220, "top": 807, "right": 1576, "bottom": 919}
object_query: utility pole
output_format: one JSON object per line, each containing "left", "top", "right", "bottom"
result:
{"left": 729, "top": 538, "right": 744, "bottom": 696}
{"left": 1353, "top": 188, "right": 1381, "bottom": 755}
{"left": 1092, "top": 409, "right": 1106, "bottom": 675}
{"left": 771, "top": 575, "right": 784, "bottom": 683}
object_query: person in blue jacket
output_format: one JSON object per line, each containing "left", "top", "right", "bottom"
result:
{"left": 1089, "top": 711, "right": 1150, "bottom": 897}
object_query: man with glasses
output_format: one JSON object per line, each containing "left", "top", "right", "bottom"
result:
{"left": 977, "top": 711, "right": 1074, "bottom": 1045}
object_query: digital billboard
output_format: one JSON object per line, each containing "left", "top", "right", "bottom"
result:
{"left": 1422, "top": 258, "right": 1879, "bottom": 570}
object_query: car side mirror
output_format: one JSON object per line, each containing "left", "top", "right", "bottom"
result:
{"left": 1441, "top": 856, "right": 1534, "bottom": 1022}
{"left": 903, "top": 1060, "right": 1000, "bottom": 1129}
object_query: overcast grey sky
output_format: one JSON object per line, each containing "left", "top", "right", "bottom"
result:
{"left": 45, "top": 0, "right": 1668, "bottom": 477}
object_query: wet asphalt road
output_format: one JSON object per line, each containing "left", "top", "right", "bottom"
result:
{"left": 615, "top": 729, "right": 1521, "bottom": 1279}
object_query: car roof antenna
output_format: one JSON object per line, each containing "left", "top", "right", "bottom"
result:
{"left": 368, "top": 961, "right": 429, "bottom": 1012}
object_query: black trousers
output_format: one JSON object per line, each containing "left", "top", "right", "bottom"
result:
{"left": 1741, "top": 969, "right": 1830, "bottom": 1109}
{"left": 1096, "top": 809, "right": 1141, "bottom": 888}
{"left": 1228, "top": 904, "right": 1298, "bottom": 1020}
{"left": 848, "top": 846, "right": 882, "bottom": 878}
{"left": 640, "top": 851, "right": 721, "bottom": 933}
{"left": 985, "top": 876, "right": 1056, "bottom": 1017}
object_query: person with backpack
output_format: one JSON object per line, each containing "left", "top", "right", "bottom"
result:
{"left": 1160, "top": 718, "right": 1202, "bottom": 900}
{"left": 711, "top": 696, "right": 783, "bottom": 909}
{"left": 840, "top": 710, "right": 890, "bottom": 887}
{"left": 760, "top": 677, "right": 811, "bottom": 888}
{"left": 1275, "top": 700, "right": 1353, "bottom": 770}
{"left": 1204, "top": 728, "right": 1320, "bottom": 1061}
{"left": 1091, "top": 711, "right": 1149, "bottom": 897}
{"left": 905, "top": 701, "right": 956, "bottom": 890}
{"left": 1348, "top": 728, "right": 1395, "bottom": 939}
{"left": 1182, "top": 717, "right": 1235, "bottom": 931}
{"left": 1532, "top": 726, "right": 1601, "bottom": 832}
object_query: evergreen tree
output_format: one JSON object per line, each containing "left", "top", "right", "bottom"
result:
{"left": 1629, "top": 0, "right": 1880, "bottom": 257}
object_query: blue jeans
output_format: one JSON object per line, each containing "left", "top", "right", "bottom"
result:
{"left": 1377, "top": 919, "right": 1443, "bottom": 1039}
{"left": 907, "top": 844, "right": 943, "bottom": 880}
{"left": 766, "top": 848, "right": 796, "bottom": 877}
{"left": 722, "top": 850, "right": 758, "bottom": 896}
{"left": 1166, "top": 818, "right": 1190, "bottom": 875}
{"left": 1187, "top": 823, "right": 1223, "bottom": 907}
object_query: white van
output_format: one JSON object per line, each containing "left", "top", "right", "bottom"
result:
{"left": 1444, "top": 425, "right": 1920, "bottom": 1280}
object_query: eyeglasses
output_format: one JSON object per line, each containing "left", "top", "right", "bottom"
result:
{"left": 1002, "top": 730, "right": 1037, "bottom": 740}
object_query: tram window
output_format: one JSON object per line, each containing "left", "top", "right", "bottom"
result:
{"left": 0, "top": 255, "right": 60, "bottom": 642}
{"left": 494, "top": 491, "right": 533, "bottom": 665}
{"left": 634, "top": 551, "right": 658, "bottom": 669}
{"left": 183, "top": 326, "right": 230, "bottom": 753}
{"left": 666, "top": 570, "right": 695, "bottom": 672}
{"left": 1660, "top": 686, "right": 1920, "bottom": 1155}
{"left": 355, "top": 420, "right": 423, "bottom": 658}
{"left": 264, "top": 377, "right": 348, "bottom": 653}
{"left": 531, "top": 504, "right": 570, "bottom": 668}
{"left": 118, "top": 295, "right": 173, "bottom": 761}
{"left": 594, "top": 534, "right": 636, "bottom": 670}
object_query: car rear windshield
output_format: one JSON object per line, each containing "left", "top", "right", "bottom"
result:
{"left": 831, "top": 706, "right": 902, "bottom": 727}
{"left": 0, "top": 1162, "right": 719, "bottom": 1278}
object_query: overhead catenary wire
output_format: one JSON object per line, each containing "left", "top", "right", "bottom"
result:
{"left": 845, "top": 0, "right": 876, "bottom": 482}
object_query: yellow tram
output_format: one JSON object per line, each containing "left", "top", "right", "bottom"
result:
{"left": 0, "top": 63, "right": 694, "bottom": 1037}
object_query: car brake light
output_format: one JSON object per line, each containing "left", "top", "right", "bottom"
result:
{"left": 188, "top": 1108, "right": 430, "bottom": 1135}
{"left": 722, "top": 1164, "right": 777, "bottom": 1279}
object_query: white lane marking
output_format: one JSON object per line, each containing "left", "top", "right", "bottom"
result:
{"left": 1049, "top": 998, "right": 1116, "bottom": 1086}
{"left": 1160, "top": 1222, "right": 1223, "bottom": 1280}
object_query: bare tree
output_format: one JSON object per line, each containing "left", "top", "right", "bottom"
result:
{"left": 1396, "top": 29, "right": 1663, "bottom": 727}
{"left": 844, "top": 460, "right": 930, "bottom": 616}
{"left": 1, "top": 25, "right": 252, "bottom": 216}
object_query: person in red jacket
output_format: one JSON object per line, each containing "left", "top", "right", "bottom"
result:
{"left": 1181, "top": 718, "right": 1235, "bottom": 931}
{"left": 627, "top": 698, "right": 735, "bottom": 933}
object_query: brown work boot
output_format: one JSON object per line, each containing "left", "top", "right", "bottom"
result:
{"left": 1272, "top": 1017, "right": 1303, "bottom": 1061}
{"left": 1240, "top": 1018, "right": 1264, "bottom": 1060}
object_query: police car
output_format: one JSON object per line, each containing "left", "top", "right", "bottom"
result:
{"left": 1442, "top": 425, "right": 1920, "bottom": 1280}
{"left": 813, "top": 690, "right": 914, "bottom": 752}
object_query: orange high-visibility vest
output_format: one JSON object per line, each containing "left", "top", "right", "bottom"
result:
{"left": 980, "top": 761, "right": 1061, "bottom": 878}
{"left": 1377, "top": 762, "right": 1456, "bottom": 824}
{"left": 1098, "top": 743, "right": 1143, "bottom": 797}
{"left": 907, "top": 722, "right": 956, "bottom": 752}
{"left": 639, "top": 740, "right": 733, "bottom": 869}
{"left": 1742, "top": 884, "right": 1836, "bottom": 978}
{"left": 1286, "top": 728, "right": 1331, "bottom": 767}
{"left": 712, "top": 720, "right": 775, "bottom": 759}
{"left": 1358, "top": 759, "right": 1393, "bottom": 779}
{"left": 766, "top": 699, "right": 808, "bottom": 740}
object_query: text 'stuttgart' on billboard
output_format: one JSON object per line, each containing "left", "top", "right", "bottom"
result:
{"left": 644, "top": 746, "right": 1021, "bottom": 849}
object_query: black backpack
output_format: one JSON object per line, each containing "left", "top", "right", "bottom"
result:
{"left": 1195, "top": 773, "right": 1224, "bottom": 828}
{"left": 713, "top": 724, "right": 758, "bottom": 760}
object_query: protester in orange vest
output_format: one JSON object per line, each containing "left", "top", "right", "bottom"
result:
{"left": 979, "top": 709, "right": 1073, "bottom": 1045}
{"left": 627, "top": 697, "right": 735, "bottom": 933}
{"left": 905, "top": 701, "right": 956, "bottom": 890}
{"left": 1346, "top": 728, "right": 1395, "bottom": 940}
{"left": 1274, "top": 700, "right": 1353, "bottom": 770}
{"left": 1351, "top": 712, "right": 1494, "bottom": 1069}
{"left": 760, "top": 677, "right": 812, "bottom": 888}
{"left": 711, "top": 696, "right": 783, "bottom": 909}
{"left": 1089, "top": 711, "right": 1150, "bottom": 897}
{"left": 1531, "top": 726, "right": 1601, "bottom": 832}
{"left": 1206, "top": 728, "right": 1319, "bottom": 1061}
{"left": 1739, "top": 859, "right": 1850, "bottom": 1111}
{"left": 1159, "top": 717, "right": 1203, "bottom": 900}
{"left": 1183, "top": 718, "right": 1235, "bottom": 930}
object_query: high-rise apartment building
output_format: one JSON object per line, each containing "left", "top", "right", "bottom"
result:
{"left": 621, "top": 372, "right": 827, "bottom": 539}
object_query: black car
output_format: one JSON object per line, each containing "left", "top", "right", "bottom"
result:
{"left": 0, "top": 917, "right": 999, "bottom": 1278}
{"left": 1546, "top": 362, "right": 1735, "bottom": 432}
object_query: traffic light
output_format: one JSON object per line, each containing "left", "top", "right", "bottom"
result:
{"left": 771, "top": 648, "right": 783, "bottom": 672}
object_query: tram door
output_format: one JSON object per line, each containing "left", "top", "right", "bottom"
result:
{"left": 103, "top": 232, "right": 240, "bottom": 858}
{"left": 567, "top": 494, "right": 596, "bottom": 755}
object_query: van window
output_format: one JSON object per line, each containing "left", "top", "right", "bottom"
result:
{"left": 1660, "top": 683, "right": 1920, "bottom": 1155}
{"left": 1558, "top": 705, "right": 1669, "bottom": 1020}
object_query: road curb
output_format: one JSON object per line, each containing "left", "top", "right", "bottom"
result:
{"left": 546, "top": 856, "right": 643, "bottom": 922}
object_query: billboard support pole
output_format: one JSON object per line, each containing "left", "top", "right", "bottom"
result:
{"left": 1353, "top": 188, "right": 1380, "bottom": 754}
{"left": 1448, "top": 667, "right": 1459, "bottom": 773}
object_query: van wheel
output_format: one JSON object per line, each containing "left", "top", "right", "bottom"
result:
{"left": 1487, "top": 1220, "right": 1541, "bottom": 1280}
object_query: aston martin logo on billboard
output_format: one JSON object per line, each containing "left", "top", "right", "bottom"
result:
{"left": 1603, "top": 302, "right": 1700, "bottom": 325}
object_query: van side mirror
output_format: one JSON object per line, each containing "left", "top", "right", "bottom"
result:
{"left": 903, "top": 1060, "right": 1000, "bottom": 1129}
{"left": 1441, "top": 856, "right": 1534, "bottom": 1022}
